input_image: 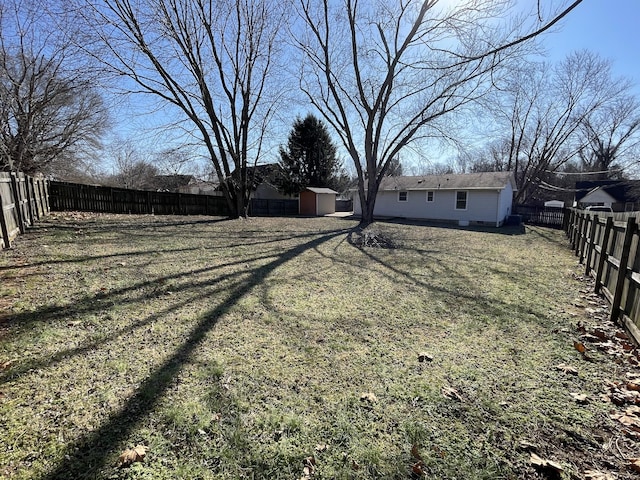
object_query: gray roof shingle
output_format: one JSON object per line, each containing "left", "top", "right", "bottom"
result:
{"left": 378, "top": 171, "right": 516, "bottom": 191}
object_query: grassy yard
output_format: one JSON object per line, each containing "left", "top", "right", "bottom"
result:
{"left": 0, "top": 213, "right": 635, "bottom": 479}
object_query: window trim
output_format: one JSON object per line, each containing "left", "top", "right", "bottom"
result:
{"left": 455, "top": 190, "right": 468, "bottom": 210}
{"left": 398, "top": 191, "right": 408, "bottom": 202}
{"left": 426, "top": 191, "right": 434, "bottom": 202}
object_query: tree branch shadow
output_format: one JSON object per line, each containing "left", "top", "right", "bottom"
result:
{"left": 38, "top": 227, "right": 350, "bottom": 480}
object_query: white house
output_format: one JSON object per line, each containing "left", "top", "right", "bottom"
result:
{"left": 354, "top": 172, "right": 517, "bottom": 227}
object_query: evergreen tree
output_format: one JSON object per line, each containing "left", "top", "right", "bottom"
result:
{"left": 278, "top": 114, "right": 343, "bottom": 194}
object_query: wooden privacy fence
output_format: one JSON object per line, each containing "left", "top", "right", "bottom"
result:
{"left": 513, "top": 205, "right": 567, "bottom": 228}
{"left": 0, "top": 172, "right": 49, "bottom": 249}
{"left": 49, "top": 181, "right": 301, "bottom": 217}
{"left": 50, "top": 181, "right": 230, "bottom": 216}
{"left": 566, "top": 208, "right": 640, "bottom": 343}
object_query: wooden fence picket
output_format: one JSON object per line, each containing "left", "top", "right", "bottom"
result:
{"left": 565, "top": 209, "right": 640, "bottom": 344}
{"left": 0, "top": 171, "right": 49, "bottom": 249}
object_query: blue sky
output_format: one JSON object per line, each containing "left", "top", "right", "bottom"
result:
{"left": 545, "top": 0, "right": 640, "bottom": 89}
{"left": 101, "top": 0, "right": 640, "bottom": 174}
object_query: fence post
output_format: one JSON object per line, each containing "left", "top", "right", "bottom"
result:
{"left": 9, "top": 172, "right": 26, "bottom": 234}
{"left": 25, "top": 175, "right": 36, "bottom": 225}
{"left": 610, "top": 217, "right": 636, "bottom": 324}
{"left": 574, "top": 213, "right": 583, "bottom": 255}
{"left": 594, "top": 216, "right": 613, "bottom": 294}
{"left": 43, "top": 179, "right": 50, "bottom": 213}
{"left": 584, "top": 215, "right": 598, "bottom": 275}
{"left": 0, "top": 191, "right": 11, "bottom": 249}
{"left": 579, "top": 215, "right": 589, "bottom": 263}
{"left": 570, "top": 210, "right": 578, "bottom": 247}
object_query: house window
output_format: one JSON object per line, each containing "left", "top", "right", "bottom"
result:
{"left": 398, "top": 191, "right": 408, "bottom": 202}
{"left": 455, "top": 191, "right": 467, "bottom": 210}
{"left": 426, "top": 191, "right": 434, "bottom": 202}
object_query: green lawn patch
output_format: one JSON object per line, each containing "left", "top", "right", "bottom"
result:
{"left": 0, "top": 213, "right": 634, "bottom": 479}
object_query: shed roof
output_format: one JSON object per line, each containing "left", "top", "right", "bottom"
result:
{"left": 378, "top": 171, "right": 516, "bottom": 191}
{"left": 304, "top": 187, "right": 339, "bottom": 194}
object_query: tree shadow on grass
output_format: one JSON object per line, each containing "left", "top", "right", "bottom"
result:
{"left": 379, "top": 217, "right": 526, "bottom": 236}
{"left": 38, "top": 226, "right": 350, "bottom": 480}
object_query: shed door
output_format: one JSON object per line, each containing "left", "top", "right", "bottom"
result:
{"left": 299, "top": 191, "right": 316, "bottom": 215}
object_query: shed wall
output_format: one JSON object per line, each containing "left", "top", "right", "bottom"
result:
{"left": 317, "top": 193, "right": 336, "bottom": 215}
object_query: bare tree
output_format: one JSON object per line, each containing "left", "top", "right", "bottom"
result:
{"left": 104, "top": 140, "right": 159, "bottom": 190}
{"left": 0, "top": 0, "right": 108, "bottom": 176}
{"left": 577, "top": 94, "right": 640, "bottom": 179}
{"left": 295, "top": 0, "right": 584, "bottom": 226}
{"left": 75, "top": 0, "right": 286, "bottom": 218}
{"left": 483, "top": 51, "right": 631, "bottom": 203}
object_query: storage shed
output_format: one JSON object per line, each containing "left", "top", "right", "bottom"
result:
{"left": 299, "top": 187, "right": 338, "bottom": 216}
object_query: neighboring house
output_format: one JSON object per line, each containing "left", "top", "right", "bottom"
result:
{"left": 575, "top": 180, "right": 640, "bottom": 211}
{"left": 177, "top": 180, "right": 220, "bottom": 195}
{"left": 154, "top": 174, "right": 195, "bottom": 192}
{"left": 229, "top": 164, "right": 294, "bottom": 200}
{"left": 353, "top": 171, "right": 517, "bottom": 227}
{"left": 300, "top": 187, "right": 338, "bottom": 216}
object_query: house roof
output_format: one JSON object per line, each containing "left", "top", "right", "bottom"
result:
{"left": 153, "top": 174, "right": 195, "bottom": 191}
{"left": 378, "top": 171, "right": 516, "bottom": 191}
{"left": 575, "top": 180, "right": 640, "bottom": 203}
{"left": 305, "top": 187, "right": 338, "bottom": 194}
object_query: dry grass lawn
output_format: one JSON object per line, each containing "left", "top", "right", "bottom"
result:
{"left": 0, "top": 213, "right": 637, "bottom": 479}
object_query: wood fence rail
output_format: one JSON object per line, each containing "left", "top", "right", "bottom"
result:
{"left": 0, "top": 172, "right": 50, "bottom": 249}
{"left": 566, "top": 208, "right": 640, "bottom": 344}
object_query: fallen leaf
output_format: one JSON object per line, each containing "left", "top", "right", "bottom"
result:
{"left": 0, "top": 360, "right": 14, "bottom": 370}
{"left": 351, "top": 459, "right": 360, "bottom": 470}
{"left": 117, "top": 445, "right": 148, "bottom": 468}
{"left": 518, "top": 440, "right": 537, "bottom": 451}
{"left": 530, "top": 453, "right": 563, "bottom": 473}
{"left": 300, "top": 455, "right": 316, "bottom": 479}
{"left": 621, "top": 341, "right": 636, "bottom": 351}
{"left": 529, "top": 453, "right": 545, "bottom": 467}
{"left": 441, "top": 386, "right": 462, "bottom": 401}
{"left": 629, "top": 458, "right": 640, "bottom": 473}
{"left": 417, "top": 352, "right": 433, "bottom": 363}
{"left": 556, "top": 363, "right": 578, "bottom": 375}
{"left": 626, "top": 405, "right": 640, "bottom": 416}
{"left": 411, "top": 444, "right": 423, "bottom": 461}
{"left": 315, "top": 444, "right": 328, "bottom": 453}
{"left": 359, "top": 392, "right": 377, "bottom": 404}
{"left": 574, "top": 341, "right": 587, "bottom": 354}
{"left": 616, "top": 331, "right": 630, "bottom": 340}
{"left": 614, "top": 414, "right": 640, "bottom": 427}
{"left": 584, "top": 469, "right": 615, "bottom": 479}
{"left": 570, "top": 392, "right": 589, "bottom": 404}
{"left": 627, "top": 382, "right": 640, "bottom": 392}
{"left": 411, "top": 461, "right": 426, "bottom": 477}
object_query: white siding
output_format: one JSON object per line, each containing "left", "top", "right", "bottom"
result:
{"left": 355, "top": 188, "right": 510, "bottom": 225}
{"left": 317, "top": 193, "right": 336, "bottom": 215}
{"left": 580, "top": 189, "right": 616, "bottom": 207}
{"left": 497, "top": 183, "right": 514, "bottom": 226}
